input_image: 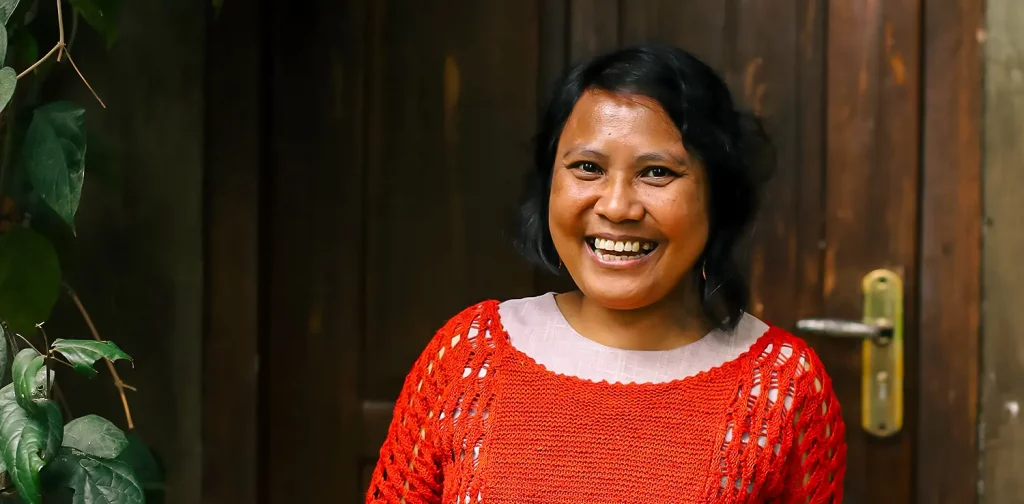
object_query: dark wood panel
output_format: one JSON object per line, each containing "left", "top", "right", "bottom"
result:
{"left": 824, "top": 1, "right": 920, "bottom": 501}
{"left": 980, "top": 0, "right": 1024, "bottom": 501}
{"left": 731, "top": 0, "right": 800, "bottom": 328}
{"left": 619, "top": 0, "right": 731, "bottom": 71}
{"left": 919, "top": 1, "right": 983, "bottom": 502}
{"left": 533, "top": 0, "right": 579, "bottom": 296}
{"left": 568, "top": 0, "right": 619, "bottom": 62}
{"left": 793, "top": 0, "right": 827, "bottom": 326}
{"left": 363, "top": 0, "right": 539, "bottom": 401}
{"left": 539, "top": 0, "right": 569, "bottom": 103}
{"left": 266, "top": 0, "right": 366, "bottom": 501}
{"left": 202, "top": 0, "right": 262, "bottom": 502}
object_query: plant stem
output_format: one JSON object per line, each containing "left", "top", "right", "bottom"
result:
{"left": 14, "top": 333, "right": 42, "bottom": 354}
{"left": 15, "top": 0, "right": 106, "bottom": 108}
{"left": 56, "top": 0, "right": 65, "bottom": 62}
{"left": 64, "top": 51, "right": 104, "bottom": 108}
{"left": 16, "top": 43, "right": 60, "bottom": 79}
{"left": 2, "top": 324, "right": 17, "bottom": 377}
{"left": 64, "top": 284, "right": 135, "bottom": 429}
{"left": 10, "top": 333, "right": 73, "bottom": 370}
{"left": 38, "top": 324, "right": 50, "bottom": 398}
{"left": 35, "top": 327, "right": 74, "bottom": 418}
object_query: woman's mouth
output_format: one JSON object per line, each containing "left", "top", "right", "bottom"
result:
{"left": 585, "top": 237, "right": 659, "bottom": 264}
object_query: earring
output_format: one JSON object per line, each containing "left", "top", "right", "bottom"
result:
{"left": 701, "top": 259, "right": 707, "bottom": 281}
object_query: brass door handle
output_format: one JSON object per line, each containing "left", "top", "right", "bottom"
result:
{"left": 795, "top": 269, "right": 903, "bottom": 438}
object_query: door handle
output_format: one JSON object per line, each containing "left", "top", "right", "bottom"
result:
{"left": 795, "top": 318, "right": 894, "bottom": 344}
{"left": 795, "top": 269, "right": 903, "bottom": 438}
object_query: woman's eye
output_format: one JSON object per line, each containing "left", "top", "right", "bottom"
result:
{"left": 571, "top": 161, "right": 602, "bottom": 174}
{"left": 643, "top": 166, "right": 673, "bottom": 178}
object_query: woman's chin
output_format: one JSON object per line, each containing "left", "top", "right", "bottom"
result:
{"left": 577, "top": 282, "right": 662, "bottom": 311}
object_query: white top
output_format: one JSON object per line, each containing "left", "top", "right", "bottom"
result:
{"left": 497, "top": 293, "right": 769, "bottom": 384}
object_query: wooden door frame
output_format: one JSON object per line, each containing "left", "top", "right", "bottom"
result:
{"left": 917, "top": 0, "right": 982, "bottom": 502}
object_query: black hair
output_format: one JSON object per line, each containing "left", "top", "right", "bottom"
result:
{"left": 516, "top": 44, "right": 774, "bottom": 331}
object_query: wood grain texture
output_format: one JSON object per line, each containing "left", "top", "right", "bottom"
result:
{"left": 919, "top": 0, "right": 983, "bottom": 502}
{"left": 202, "top": 0, "right": 261, "bottom": 502}
{"left": 363, "top": 0, "right": 539, "bottom": 402}
{"left": 732, "top": 0, "right": 800, "bottom": 328}
{"left": 793, "top": 0, "right": 826, "bottom": 328}
{"left": 619, "top": 0, "right": 730, "bottom": 70}
{"left": 825, "top": 0, "right": 920, "bottom": 501}
{"left": 568, "top": 0, "right": 619, "bottom": 62}
{"left": 533, "top": 0, "right": 579, "bottom": 296}
{"left": 266, "top": 0, "right": 366, "bottom": 500}
{"left": 982, "top": 0, "right": 1024, "bottom": 501}
{"left": 539, "top": 0, "right": 568, "bottom": 101}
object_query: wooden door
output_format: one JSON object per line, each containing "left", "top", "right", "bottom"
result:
{"left": 610, "top": 1, "right": 981, "bottom": 502}
{"left": 204, "top": 0, "right": 981, "bottom": 502}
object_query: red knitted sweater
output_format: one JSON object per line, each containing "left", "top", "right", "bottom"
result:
{"left": 367, "top": 301, "right": 846, "bottom": 503}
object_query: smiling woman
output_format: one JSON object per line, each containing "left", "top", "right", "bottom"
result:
{"left": 367, "top": 45, "right": 846, "bottom": 503}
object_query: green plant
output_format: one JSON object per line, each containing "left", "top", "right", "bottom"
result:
{"left": 0, "top": 0, "right": 168, "bottom": 502}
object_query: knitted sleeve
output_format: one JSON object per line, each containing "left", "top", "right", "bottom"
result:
{"left": 366, "top": 328, "right": 448, "bottom": 503}
{"left": 780, "top": 348, "right": 847, "bottom": 503}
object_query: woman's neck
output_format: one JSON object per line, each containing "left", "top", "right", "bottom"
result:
{"left": 555, "top": 286, "right": 712, "bottom": 351}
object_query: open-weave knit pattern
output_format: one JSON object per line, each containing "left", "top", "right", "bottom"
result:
{"left": 367, "top": 301, "right": 846, "bottom": 503}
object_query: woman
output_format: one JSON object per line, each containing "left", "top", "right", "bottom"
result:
{"left": 367, "top": 44, "right": 846, "bottom": 503}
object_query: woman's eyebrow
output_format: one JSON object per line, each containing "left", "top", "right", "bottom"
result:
{"left": 635, "top": 151, "right": 686, "bottom": 165}
{"left": 562, "top": 147, "right": 608, "bottom": 161}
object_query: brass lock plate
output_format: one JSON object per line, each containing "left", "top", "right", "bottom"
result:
{"left": 861, "top": 269, "right": 903, "bottom": 437}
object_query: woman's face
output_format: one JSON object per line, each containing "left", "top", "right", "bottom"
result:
{"left": 548, "top": 89, "right": 710, "bottom": 310}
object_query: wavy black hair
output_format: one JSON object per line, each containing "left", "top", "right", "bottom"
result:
{"left": 516, "top": 44, "right": 774, "bottom": 331}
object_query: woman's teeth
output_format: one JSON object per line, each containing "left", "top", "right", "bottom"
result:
{"left": 590, "top": 238, "right": 656, "bottom": 261}
{"left": 593, "top": 238, "right": 654, "bottom": 253}
{"left": 599, "top": 252, "right": 644, "bottom": 261}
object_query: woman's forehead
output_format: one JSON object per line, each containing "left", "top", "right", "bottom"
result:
{"left": 560, "top": 90, "right": 686, "bottom": 155}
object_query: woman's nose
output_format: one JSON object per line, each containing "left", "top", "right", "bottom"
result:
{"left": 593, "top": 176, "right": 644, "bottom": 222}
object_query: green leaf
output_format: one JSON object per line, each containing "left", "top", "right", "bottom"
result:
{"left": 68, "top": 0, "right": 122, "bottom": 47}
{"left": 12, "top": 348, "right": 44, "bottom": 413}
{"left": 23, "top": 102, "right": 87, "bottom": 233}
{"left": 63, "top": 415, "right": 128, "bottom": 459}
{"left": 0, "top": 384, "right": 46, "bottom": 504}
{"left": 115, "top": 434, "right": 163, "bottom": 492}
{"left": 0, "top": 21, "right": 8, "bottom": 64}
{"left": 50, "top": 339, "right": 131, "bottom": 378}
{"left": 0, "top": 0, "right": 19, "bottom": 24}
{"left": 0, "top": 351, "right": 61, "bottom": 504}
{"left": 0, "top": 227, "right": 61, "bottom": 334}
{"left": 42, "top": 448, "right": 144, "bottom": 504}
{"left": 40, "top": 399, "right": 62, "bottom": 462}
{"left": 0, "top": 22, "right": 15, "bottom": 115}
{"left": 0, "top": 67, "right": 16, "bottom": 114}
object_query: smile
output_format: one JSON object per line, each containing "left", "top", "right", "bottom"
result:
{"left": 585, "top": 237, "right": 659, "bottom": 267}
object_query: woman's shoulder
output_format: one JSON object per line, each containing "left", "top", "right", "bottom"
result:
{"left": 741, "top": 320, "right": 834, "bottom": 387}
{"left": 411, "top": 300, "right": 504, "bottom": 381}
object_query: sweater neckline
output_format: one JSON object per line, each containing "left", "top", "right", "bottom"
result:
{"left": 483, "top": 299, "right": 780, "bottom": 392}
